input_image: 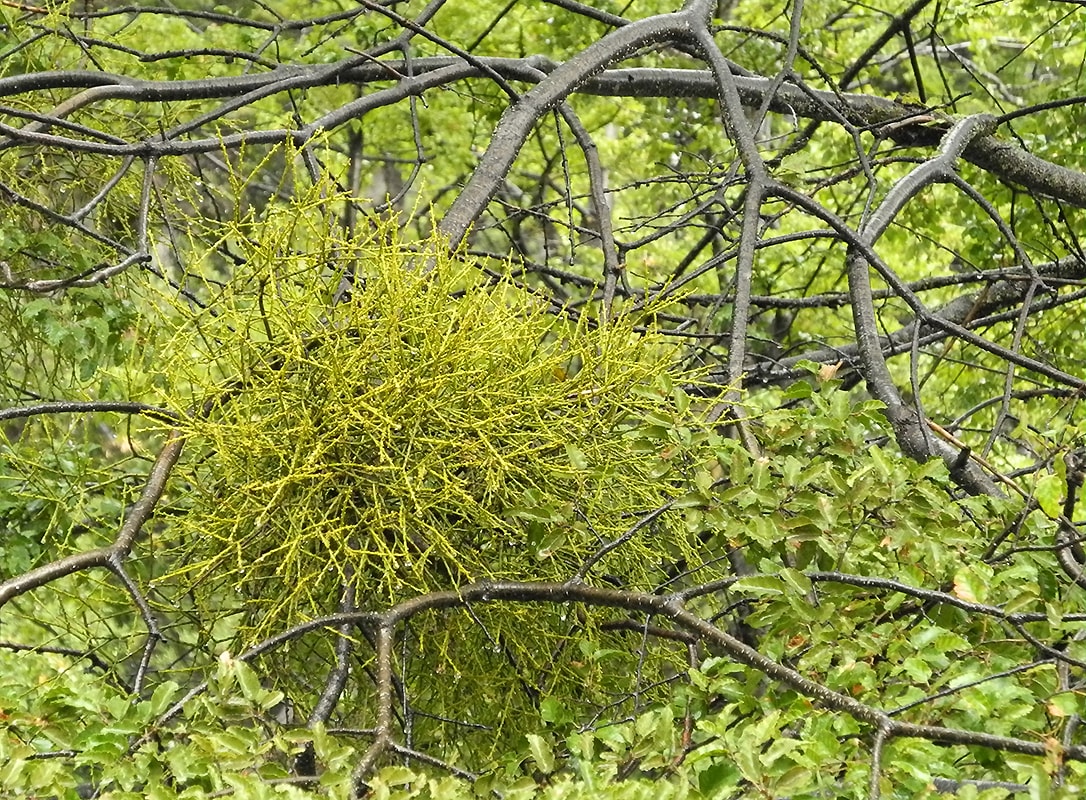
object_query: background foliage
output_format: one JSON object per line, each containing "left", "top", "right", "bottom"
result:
{"left": 1, "top": 0, "right": 1085, "bottom": 798}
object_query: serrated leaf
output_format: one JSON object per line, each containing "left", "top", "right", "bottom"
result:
{"left": 234, "top": 660, "right": 264, "bottom": 705}
{"left": 377, "top": 765, "right": 417, "bottom": 785}
{"left": 870, "top": 445, "right": 892, "bottom": 479}
{"left": 1003, "top": 589, "right": 1040, "bottom": 615}
{"left": 540, "top": 696, "right": 571, "bottom": 725}
{"left": 952, "top": 565, "right": 990, "bottom": 604}
{"left": 525, "top": 733, "right": 555, "bottom": 774}
{"left": 1035, "top": 472, "right": 1064, "bottom": 518}
{"left": 735, "top": 575, "right": 787, "bottom": 595}
{"left": 772, "top": 766, "right": 813, "bottom": 796}
{"left": 674, "top": 490, "right": 706, "bottom": 509}
{"left": 780, "top": 567, "right": 812, "bottom": 596}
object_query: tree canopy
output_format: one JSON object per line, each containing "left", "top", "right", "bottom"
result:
{"left": 1, "top": 0, "right": 1085, "bottom": 798}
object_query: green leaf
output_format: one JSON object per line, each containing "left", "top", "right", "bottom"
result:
{"left": 377, "top": 765, "right": 417, "bottom": 786}
{"left": 734, "top": 575, "right": 787, "bottom": 595}
{"left": 780, "top": 567, "right": 812, "bottom": 596}
{"left": 565, "top": 443, "right": 589, "bottom": 470}
{"left": 525, "top": 733, "right": 555, "bottom": 774}
{"left": 870, "top": 445, "right": 893, "bottom": 479}
{"left": 770, "top": 765, "right": 813, "bottom": 795}
{"left": 698, "top": 762, "right": 735, "bottom": 794}
{"left": 148, "top": 681, "right": 181, "bottom": 717}
{"left": 673, "top": 490, "right": 706, "bottom": 509}
{"left": 951, "top": 563, "right": 992, "bottom": 604}
{"left": 1046, "top": 691, "right": 1083, "bottom": 719}
{"left": 1035, "top": 472, "right": 1064, "bottom": 518}
{"left": 233, "top": 659, "right": 264, "bottom": 705}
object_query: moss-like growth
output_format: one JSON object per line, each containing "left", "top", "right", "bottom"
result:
{"left": 156, "top": 205, "right": 714, "bottom": 746}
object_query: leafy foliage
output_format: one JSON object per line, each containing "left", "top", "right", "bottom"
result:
{"left": 2, "top": 0, "right": 1086, "bottom": 797}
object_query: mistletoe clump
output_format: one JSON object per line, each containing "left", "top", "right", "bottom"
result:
{"left": 163, "top": 216, "right": 708, "bottom": 643}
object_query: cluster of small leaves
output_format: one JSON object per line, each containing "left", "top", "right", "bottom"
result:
{"left": 0, "top": 639, "right": 727, "bottom": 800}
{"left": 0, "top": 643, "right": 359, "bottom": 799}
